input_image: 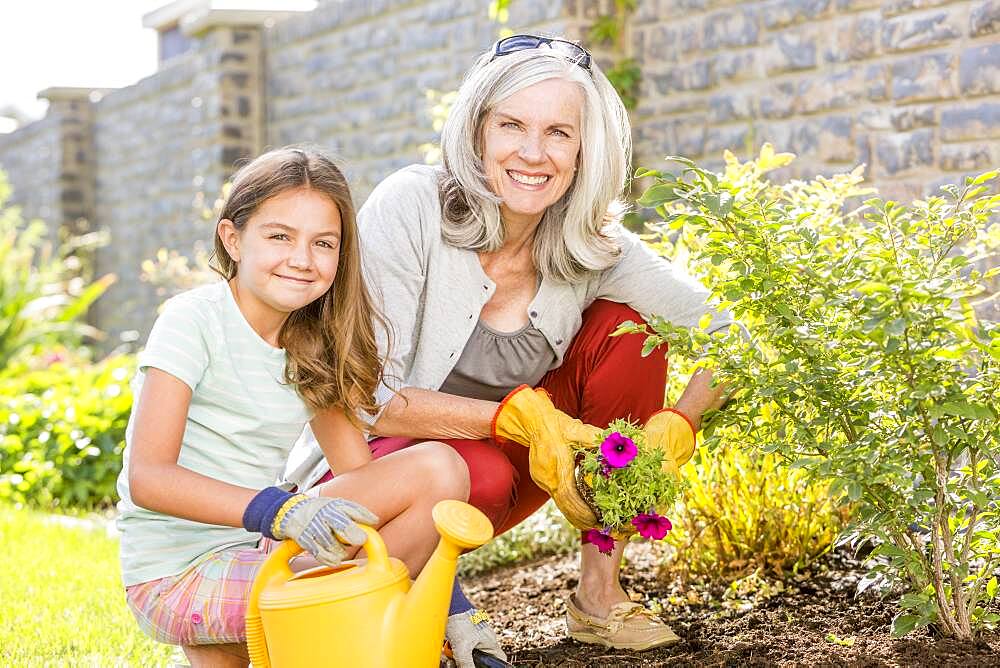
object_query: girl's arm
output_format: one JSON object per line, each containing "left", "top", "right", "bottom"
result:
{"left": 372, "top": 387, "right": 497, "bottom": 440}
{"left": 310, "top": 408, "right": 373, "bottom": 475}
{"left": 128, "top": 367, "right": 256, "bottom": 526}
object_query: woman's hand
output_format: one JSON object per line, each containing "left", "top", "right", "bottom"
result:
{"left": 493, "top": 385, "right": 601, "bottom": 529}
{"left": 242, "top": 487, "right": 378, "bottom": 567}
{"left": 642, "top": 408, "right": 697, "bottom": 476}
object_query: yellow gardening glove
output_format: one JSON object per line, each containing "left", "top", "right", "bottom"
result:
{"left": 643, "top": 408, "right": 697, "bottom": 476}
{"left": 493, "top": 385, "right": 602, "bottom": 530}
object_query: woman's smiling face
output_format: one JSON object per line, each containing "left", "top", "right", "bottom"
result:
{"left": 481, "top": 77, "right": 583, "bottom": 229}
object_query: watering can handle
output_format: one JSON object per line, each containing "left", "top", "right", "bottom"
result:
{"left": 245, "top": 525, "right": 389, "bottom": 667}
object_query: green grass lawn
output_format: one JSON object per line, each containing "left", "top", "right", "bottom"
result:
{"left": 0, "top": 505, "right": 178, "bottom": 667}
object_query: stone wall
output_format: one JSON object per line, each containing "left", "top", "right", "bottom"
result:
{"left": 0, "top": 0, "right": 996, "bottom": 343}
{"left": 90, "top": 24, "right": 265, "bottom": 341}
{"left": 0, "top": 108, "right": 64, "bottom": 227}
{"left": 631, "top": 0, "right": 1000, "bottom": 202}
{"left": 265, "top": 0, "right": 573, "bottom": 201}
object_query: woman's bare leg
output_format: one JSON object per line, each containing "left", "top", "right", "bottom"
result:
{"left": 315, "top": 441, "right": 470, "bottom": 573}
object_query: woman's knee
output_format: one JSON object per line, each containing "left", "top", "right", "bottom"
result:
{"left": 408, "top": 441, "right": 471, "bottom": 502}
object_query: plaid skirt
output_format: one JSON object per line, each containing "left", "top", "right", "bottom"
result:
{"left": 124, "top": 540, "right": 277, "bottom": 646}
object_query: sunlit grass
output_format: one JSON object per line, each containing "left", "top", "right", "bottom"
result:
{"left": 0, "top": 505, "right": 178, "bottom": 666}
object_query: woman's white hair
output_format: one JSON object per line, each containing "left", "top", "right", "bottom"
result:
{"left": 439, "top": 45, "right": 632, "bottom": 283}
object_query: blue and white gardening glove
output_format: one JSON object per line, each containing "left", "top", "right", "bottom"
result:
{"left": 242, "top": 486, "right": 378, "bottom": 567}
{"left": 444, "top": 609, "right": 508, "bottom": 668}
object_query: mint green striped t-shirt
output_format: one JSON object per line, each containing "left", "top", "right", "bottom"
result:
{"left": 116, "top": 281, "right": 312, "bottom": 586}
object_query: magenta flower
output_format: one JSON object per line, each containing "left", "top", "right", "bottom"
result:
{"left": 631, "top": 512, "right": 673, "bottom": 540}
{"left": 598, "top": 457, "right": 612, "bottom": 478}
{"left": 582, "top": 528, "right": 616, "bottom": 555}
{"left": 600, "top": 432, "right": 637, "bottom": 469}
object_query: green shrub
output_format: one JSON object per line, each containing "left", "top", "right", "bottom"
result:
{"left": 662, "top": 445, "right": 848, "bottom": 581}
{"left": 631, "top": 146, "right": 1000, "bottom": 639}
{"left": 0, "top": 170, "right": 114, "bottom": 367}
{"left": 0, "top": 352, "right": 135, "bottom": 508}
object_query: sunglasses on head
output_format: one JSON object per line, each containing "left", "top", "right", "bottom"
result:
{"left": 489, "top": 34, "right": 592, "bottom": 71}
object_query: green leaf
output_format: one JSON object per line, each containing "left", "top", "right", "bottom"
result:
{"left": 891, "top": 614, "right": 920, "bottom": 638}
{"left": 931, "top": 401, "right": 996, "bottom": 420}
{"left": 637, "top": 184, "right": 679, "bottom": 208}
{"left": 969, "top": 169, "right": 999, "bottom": 186}
{"left": 987, "top": 577, "right": 998, "bottom": 600}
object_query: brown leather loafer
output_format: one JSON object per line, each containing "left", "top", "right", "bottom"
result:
{"left": 565, "top": 595, "right": 681, "bottom": 651}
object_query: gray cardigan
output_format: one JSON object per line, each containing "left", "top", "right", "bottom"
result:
{"left": 283, "top": 164, "right": 733, "bottom": 489}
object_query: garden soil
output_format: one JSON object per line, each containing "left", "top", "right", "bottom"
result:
{"left": 464, "top": 545, "right": 1000, "bottom": 667}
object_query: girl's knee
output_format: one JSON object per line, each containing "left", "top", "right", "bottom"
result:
{"left": 410, "top": 441, "right": 471, "bottom": 502}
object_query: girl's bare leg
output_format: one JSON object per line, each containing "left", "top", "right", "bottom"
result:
{"left": 182, "top": 643, "right": 249, "bottom": 667}
{"left": 315, "top": 441, "right": 471, "bottom": 573}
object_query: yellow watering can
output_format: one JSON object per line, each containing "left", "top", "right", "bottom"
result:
{"left": 245, "top": 499, "right": 493, "bottom": 668}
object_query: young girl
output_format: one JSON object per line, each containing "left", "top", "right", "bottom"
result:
{"left": 116, "top": 147, "right": 471, "bottom": 667}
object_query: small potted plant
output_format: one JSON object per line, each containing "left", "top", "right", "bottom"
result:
{"left": 574, "top": 418, "right": 684, "bottom": 554}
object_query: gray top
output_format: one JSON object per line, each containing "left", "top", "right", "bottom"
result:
{"left": 283, "top": 164, "right": 735, "bottom": 490}
{"left": 438, "top": 319, "right": 557, "bottom": 402}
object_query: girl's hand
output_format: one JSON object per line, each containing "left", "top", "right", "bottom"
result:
{"left": 242, "top": 487, "right": 378, "bottom": 566}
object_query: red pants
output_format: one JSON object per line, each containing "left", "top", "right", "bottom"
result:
{"left": 320, "top": 300, "right": 668, "bottom": 536}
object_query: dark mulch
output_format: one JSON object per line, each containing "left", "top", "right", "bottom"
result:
{"left": 464, "top": 545, "right": 1000, "bottom": 667}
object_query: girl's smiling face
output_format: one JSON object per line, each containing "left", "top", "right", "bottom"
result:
{"left": 218, "top": 186, "right": 342, "bottom": 330}
{"left": 481, "top": 77, "right": 583, "bottom": 229}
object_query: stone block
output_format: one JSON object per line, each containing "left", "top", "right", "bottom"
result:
{"left": 835, "top": 0, "right": 882, "bottom": 9}
{"left": 705, "top": 125, "right": 751, "bottom": 156}
{"left": 708, "top": 93, "right": 757, "bottom": 122}
{"left": 764, "top": 28, "right": 818, "bottom": 74}
{"left": 858, "top": 108, "right": 893, "bottom": 130}
{"left": 762, "top": 0, "right": 831, "bottom": 30}
{"left": 881, "top": 0, "right": 955, "bottom": 17}
{"left": 713, "top": 50, "right": 759, "bottom": 82}
{"left": 959, "top": 44, "right": 1000, "bottom": 96}
{"left": 817, "top": 115, "right": 855, "bottom": 162}
{"left": 760, "top": 82, "right": 797, "bottom": 118}
{"left": 940, "top": 102, "right": 1000, "bottom": 141}
{"left": 891, "top": 52, "right": 957, "bottom": 103}
{"left": 971, "top": 0, "right": 1000, "bottom": 35}
{"left": 651, "top": 59, "right": 716, "bottom": 94}
{"left": 939, "top": 143, "right": 994, "bottom": 171}
{"left": 648, "top": 25, "right": 680, "bottom": 63}
{"left": 797, "top": 64, "right": 887, "bottom": 113}
{"left": 674, "top": 119, "right": 708, "bottom": 157}
{"left": 825, "top": 13, "right": 880, "bottom": 62}
{"left": 890, "top": 105, "right": 936, "bottom": 130}
{"left": 636, "top": 119, "right": 677, "bottom": 151}
{"left": 875, "top": 129, "right": 934, "bottom": 177}
{"left": 704, "top": 8, "right": 760, "bottom": 49}
{"left": 855, "top": 133, "right": 872, "bottom": 173}
{"left": 882, "top": 11, "right": 961, "bottom": 52}
{"left": 791, "top": 123, "right": 819, "bottom": 155}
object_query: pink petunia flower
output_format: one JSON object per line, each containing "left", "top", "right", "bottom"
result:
{"left": 582, "top": 528, "right": 616, "bottom": 555}
{"left": 631, "top": 512, "right": 673, "bottom": 540}
{"left": 600, "top": 432, "right": 637, "bottom": 469}
{"left": 598, "top": 457, "right": 612, "bottom": 478}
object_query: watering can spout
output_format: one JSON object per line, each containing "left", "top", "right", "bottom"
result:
{"left": 388, "top": 500, "right": 494, "bottom": 666}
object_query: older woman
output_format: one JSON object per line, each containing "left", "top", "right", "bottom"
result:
{"left": 286, "top": 35, "right": 732, "bottom": 665}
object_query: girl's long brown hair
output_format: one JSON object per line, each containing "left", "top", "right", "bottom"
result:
{"left": 212, "top": 146, "right": 387, "bottom": 419}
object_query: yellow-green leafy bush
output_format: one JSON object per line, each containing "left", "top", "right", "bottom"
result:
{"left": 662, "top": 446, "right": 847, "bottom": 581}
{"left": 0, "top": 353, "right": 135, "bottom": 508}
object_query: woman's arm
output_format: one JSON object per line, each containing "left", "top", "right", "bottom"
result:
{"left": 128, "top": 368, "right": 256, "bottom": 526}
{"left": 310, "top": 408, "right": 374, "bottom": 475}
{"left": 371, "top": 387, "right": 497, "bottom": 440}
{"left": 674, "top": 367, "right": 729, "bottom": 431}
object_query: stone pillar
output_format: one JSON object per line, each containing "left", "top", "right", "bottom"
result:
{"left": 37, "top": 87, "right": 103, "bottom": 235}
